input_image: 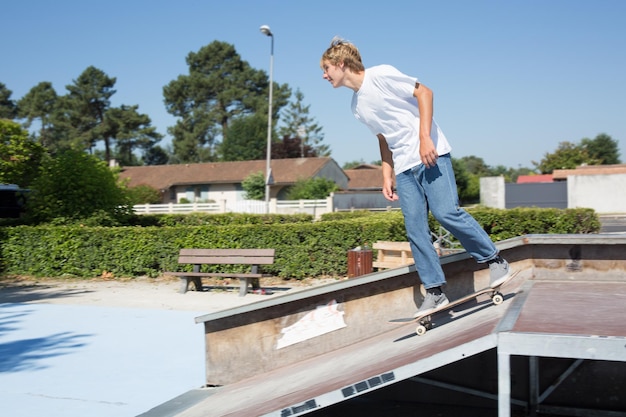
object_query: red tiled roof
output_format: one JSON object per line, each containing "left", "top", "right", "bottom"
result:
{"left": 516, "top": 174, "right": 554, "bottom": 183}
{"left": 344, "top": 166, "right": 383, "bottom": 190}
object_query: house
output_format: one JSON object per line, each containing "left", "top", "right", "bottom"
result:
{"left": 118, "top": 157, "right": 349, "bottom": 205}
{"left": 343, "top": 164, "right": 384, "bottom": 191}
{"left": 337, "top": 164, "right": 401, "bottom": 211}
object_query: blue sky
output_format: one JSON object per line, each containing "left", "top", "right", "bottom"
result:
{"left": 3, "top": 0, "right": 625, "bottom": 170}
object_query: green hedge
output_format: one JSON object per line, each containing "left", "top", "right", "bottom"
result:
{"left": 0, "top": 207, "right": 600, "bottom": 280}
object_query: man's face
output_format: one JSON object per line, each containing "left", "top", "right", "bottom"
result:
{"left": 321, "top": 60, "right": 344, "bottom": 88}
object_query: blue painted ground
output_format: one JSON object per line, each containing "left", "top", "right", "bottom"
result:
{"left": 0, "top": 303, "right": 205, "bottom": 417}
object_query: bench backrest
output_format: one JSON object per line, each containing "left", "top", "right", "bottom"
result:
{"left": 178, "top": 249, "right": 275, "bottom": 265}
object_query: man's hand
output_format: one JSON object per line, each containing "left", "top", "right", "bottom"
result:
{"left": 382, "top": 178, "right": 399, "bottom": 202}
{"left": 420, "top": 136, "right": 438, "bottom": 168}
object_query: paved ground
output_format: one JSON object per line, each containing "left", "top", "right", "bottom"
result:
{"left": 0, "top": 276, "right": 333, "bottom": 417}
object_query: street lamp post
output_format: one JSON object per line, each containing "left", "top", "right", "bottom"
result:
{"left": 260, "top": 25, "right": 274, "bottom": 213}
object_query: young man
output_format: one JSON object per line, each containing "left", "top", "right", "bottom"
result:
{"left": 321, "top": 37, "right": 510, "bottom": 316}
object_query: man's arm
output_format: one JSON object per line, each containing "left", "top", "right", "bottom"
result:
{"left": 414, "top": 82, "right": 438, "bottom": 168}
{"left": 377, "top": 134, "right": 398, "bottom": 201}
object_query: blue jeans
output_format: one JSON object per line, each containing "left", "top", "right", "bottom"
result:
{"left": 395, "top": 154, "right": 498, "bottom": 289}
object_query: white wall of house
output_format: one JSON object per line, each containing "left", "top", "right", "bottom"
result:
{"left": 174, "top": 184, "right": 245, "bottom": 206}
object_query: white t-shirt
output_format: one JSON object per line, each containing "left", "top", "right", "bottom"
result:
{"left": 351, "top": 64, "right": 452, "bottom": 174}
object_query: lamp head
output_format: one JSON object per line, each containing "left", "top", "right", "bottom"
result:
{"left": 260, "top": 25, "right": 273, "bottom": 37}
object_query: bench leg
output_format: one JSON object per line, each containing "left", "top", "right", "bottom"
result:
{"left": 238, "top": 278, "right": 249, "bottom": 297}
{"left": 179, "top": 277, "right": 190, "bottom": 294}
{"left": 192, "top": 277, "right": 202, "bottom": 291}
{"left": 179, "top": 277, "right": 203, "bottom": 294}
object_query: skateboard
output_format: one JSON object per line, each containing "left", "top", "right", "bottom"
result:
{"left": 389, "top": 270, "right": 519, "bottom": 336}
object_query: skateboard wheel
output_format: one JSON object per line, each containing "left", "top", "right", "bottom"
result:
{"left": 416, "top": 324, "right": 427, "bottom": 336}
{"left": 492, "top": 293, "right": 504, "bottom": 305}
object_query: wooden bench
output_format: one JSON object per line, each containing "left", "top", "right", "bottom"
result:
{"left": 372, "top": 241, "right": 415, "bottom": 270}
{"left": 373, "top": 240, "right": 465, "bottom": 270}
{"left": 165, "top": 249, "right": 275, "bottom": 297}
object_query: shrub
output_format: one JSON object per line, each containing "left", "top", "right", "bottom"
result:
{"left": 126, "top": 184, "right": 162, "bottom": 205}
{"left": 25, "top": 150, "right": 131, "bottom": 224}
{"left": 0, "top": 207, "right": 601, "bottom": 280}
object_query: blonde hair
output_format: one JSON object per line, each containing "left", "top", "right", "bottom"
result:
{"left": 320, "top": 36, "right": 364, "bottom": 73}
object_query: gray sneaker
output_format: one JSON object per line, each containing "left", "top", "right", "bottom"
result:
{"left": 489, "top": 256, "right": 510, "bottom": 288}
{"left": 414, "top": 292, "right": 449, "bottom": 317}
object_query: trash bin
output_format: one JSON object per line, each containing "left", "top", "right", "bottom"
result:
{"left": 347, "top": 249, "right": 373, "bottom": 278}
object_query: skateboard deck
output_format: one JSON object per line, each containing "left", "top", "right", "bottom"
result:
{"left": 389, "top": 270, "right": 519, "bottom": 336}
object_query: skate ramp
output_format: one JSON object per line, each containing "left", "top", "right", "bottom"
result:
{"left": 142, "top": 234, "right": 626, "bottom": 417}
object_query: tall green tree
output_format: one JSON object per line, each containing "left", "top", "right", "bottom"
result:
{"left": 17, "top": 81, "right": 59, "bottom": 148}
{"left": 220, "top": 113, "right": 267, "bottom": 161}
{"left": 277, "top": 89, "right": 328, "bottom": 157}
{"left": 163, "top": 41, "right": 290, "bottom": 163}
{"left": 62, "top": 66, "right": 117, "bottom": 157}
{"left": 143, "top": 145, "right": 170, "bottom": 165}
{"left": 0, "top": 83, "right": 18, "bottom": 119}
{"left": 104, "top": 105, "right": 163, "bottom": 166}
{"left": 0, "top": 119, "right": 45, "bottom": 186}
{"left": 581, "top": 133, "right": 621, "bottom": 165}
{"left": 46, "top": 67, "right": 162, "bottom": 164}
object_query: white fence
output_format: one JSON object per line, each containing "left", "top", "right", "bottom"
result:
{"left": 133, "top": 196, "right": 334, "bottom": 218}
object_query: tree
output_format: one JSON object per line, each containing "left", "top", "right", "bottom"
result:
{"left": 342, "top": 159, "right": 368, "bottom": 169}
{"left": 163, "top": 41, "right": 290, "bottom": 163}
{"left": 272, "top": 135, "right": 315, "bottom": 159}
{"left": 286, "top": 177, "right": 339, "bottom": 200}
{"left": 143, "top": 145, "right": 169, "bottom": 165}
{"left": 220, "top": 113, "right": 267, "bottom": 161}
{"left": 241, "top": 171, "right": 265, "bottom": 200}
{"left": 33, "top": 67, "right": 162, "bottom": 164}
{"left": 62, "top": 66, "right": 117, "bottom": 157}
{"left": 534, "top": 141, "right": 598, "bottom": 174}
{"left": 0, "top": 83, "right": 17, "bottom": 119}
{"left": 499, "top": 165, "right": 538, "bottom": 183}
{"left": 581, "top": 133, "right": 621, "bottom": 165}
{"left": 104, "top": 105, "right": 163, "bottom": 166}
{"left": 277, "top": 89, "right": 329, "bottom": 157}
{"left": 0, "top": 119, "right": 45, "bottom": 186}
{"left": 17, "top": 82, "right": 60, "bottom": 149}
{"left": 342, "top": 160, "right": 383, "bottom": 169}
{"left": 451, "top": 157, "right": 477, "bottom": 205}
{"left": 459, "top": 155, "right": 491, "bottom": 176}
{"left": 25, "top": 149, "right": 131, "bottom": 224}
